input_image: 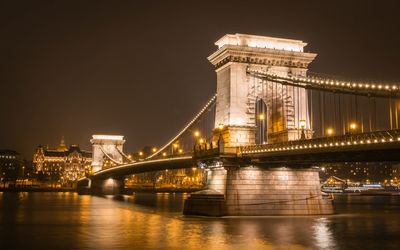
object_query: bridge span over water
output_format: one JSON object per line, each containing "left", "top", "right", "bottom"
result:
{"left": 79, "top": 33, "right": 400, "bottom": 216}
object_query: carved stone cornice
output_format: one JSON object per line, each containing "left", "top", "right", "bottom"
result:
{"left": 208, "top": 45, "right": 317, "bottom": 70}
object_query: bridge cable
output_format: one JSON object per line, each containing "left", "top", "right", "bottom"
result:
{"left": 146, "top": 94, "right": 217, "bottom": 160}
{"left": 99, "top": 146, "right": 122, "bottom": 165}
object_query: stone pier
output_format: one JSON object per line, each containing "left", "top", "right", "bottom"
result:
{"left": 184, "top": 165, "right": 333, "bottom": 216}
{"left": 77, "top": 177, "right": 125, "bottom": 195}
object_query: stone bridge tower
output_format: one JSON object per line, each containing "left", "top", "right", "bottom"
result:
{"left": 208, "top": 33, "right": 316, "bottom": 146}
{"left": 90, "top": 135, "right": 125, "bottom": 172}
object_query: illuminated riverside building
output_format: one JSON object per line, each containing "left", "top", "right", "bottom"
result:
{"left": 33, "top": 137, "right": 92, "bottom": 185}
{"left": 0, "top": 149, "right": 21, "bottom": 185}
{"left": 320, "top": 162, "right": 400, "bottom": 183}
{"left": 125, "top": 168, "right": 207, "bottom": 189}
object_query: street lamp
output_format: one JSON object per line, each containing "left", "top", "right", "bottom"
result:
{"left": 326, "top": 128, "right": 334, "bottom": 136}
{"left": 152, "top": 147, "right": 157, "bottom": 153}
{"left": 299, "top": 120, "right": 306, "bottom": 139}
{"left": 172, "top": 143, "right": 178, "bottom": 155}
{"left": 194, "top": 131, "right": 200, "bottom": 138}
{"left": 349, "top": 122, "right": 357, "bottom": 134}
{"left": 258, "top": 114, "right": 266, "bottom": 144}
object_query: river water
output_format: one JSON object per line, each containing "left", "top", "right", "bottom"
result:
{"left": 1, "top": 192, "right": 399, "bottom": 250}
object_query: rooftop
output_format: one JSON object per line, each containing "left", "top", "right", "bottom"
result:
{"left": 215, "top": 33, "right": 307, "bottom": 52}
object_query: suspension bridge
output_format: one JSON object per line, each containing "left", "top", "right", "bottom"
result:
{"left": 78, "top": 33, "right": 400, "bottom": 216}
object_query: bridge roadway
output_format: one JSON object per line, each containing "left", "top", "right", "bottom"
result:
{"left": 89, "top": 155, "right": 194, "bottom": 180}
{"left": 240, "top": 129, "right": 400, "bottom": 165}
{"left": 87, "top": 129, "right": 400, "bottom": 181}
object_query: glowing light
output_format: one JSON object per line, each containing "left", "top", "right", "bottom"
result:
{"left": 259, "top": 114, "right": 265, "bottom": 120}
{"left": 349, "top": 123, "right": 357, "bottom": 130}
{"left": 152, "top": 147, "right": 157, "bottom": 153}
{"left": 162, "top": 152, "right": 167, "bottom": 157}
{"left": 139, "top": 151, "right": 143, "bottom": 156}
{"left": 326, "top": 128, "right": 334, "bottom": 136}
{"left": 218, "top": 124, "right": 224, "bottom": 130}
{"left": 299, "top": 120, "right": 306, "bottom": 128}
{"left": 194, "top": 131, "right": 200, "bottom": 137}
{"left": 92, "top": 135, "right": 124, "bottom": 141}
{"left": 199, "top": 138, "right": 204, "bottom": 144}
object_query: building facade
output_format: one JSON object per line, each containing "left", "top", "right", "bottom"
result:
{"left": 0, "top": 149, "right": 21, "bottom": 186}
{"left": 33, "top": 137, "right": 92, "bottom": 185}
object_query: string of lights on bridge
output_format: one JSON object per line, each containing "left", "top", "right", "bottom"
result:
{"left": 241, "top": 129, "right": 400, "bottom": 155}
{"left": 146, "top": 94, "right": 217, "bottom": 160}
{"left": 247, "top": 68, "right": 400, "bottom": 97}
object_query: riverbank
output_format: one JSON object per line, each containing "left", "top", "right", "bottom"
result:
{"left": 0, "top": 187, "right": 75, "bottom": 192}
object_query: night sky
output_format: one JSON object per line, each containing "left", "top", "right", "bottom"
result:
{"left": 1, "top": 0, "right": 400, "bottom": 158}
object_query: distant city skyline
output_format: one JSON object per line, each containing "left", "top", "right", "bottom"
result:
{"left": 1, "top": 0, "right": 400, "bottom": 158}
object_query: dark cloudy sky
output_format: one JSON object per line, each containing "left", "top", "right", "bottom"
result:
{"left": 1, "top": 0, "right": 399, "bottom": 158}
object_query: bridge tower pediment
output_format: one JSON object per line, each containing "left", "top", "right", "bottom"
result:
{"left": 208, "top": 33, "right": 316, "bottom": 146}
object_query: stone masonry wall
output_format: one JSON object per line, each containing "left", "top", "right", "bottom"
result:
{"left": 223, "top": 166, "right": 333, "bottom": 215}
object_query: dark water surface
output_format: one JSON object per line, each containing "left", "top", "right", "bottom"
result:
{"left": 1, "top": 192, "right": 400, "bottom": 250}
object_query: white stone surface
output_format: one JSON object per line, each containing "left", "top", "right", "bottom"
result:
{"left": 90, "top": 135, "right": 126, "bottom": 172}
{"left": 209, "top": 33, "right": 317, "bottom": 145}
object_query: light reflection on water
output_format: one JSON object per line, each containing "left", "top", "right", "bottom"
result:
{"left": 0, "top": 192, "right": 400, "bottom": 250}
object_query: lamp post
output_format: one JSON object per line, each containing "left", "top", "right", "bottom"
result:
{"left": 258, "top": 114, "right": 265, "bottom": 144}
{"left": 193, "top": 131, "right": 200, "bottom": 155}
{"left": 299, "top": 119, "right": 306, "bottom": 140}
{"left": 172, "top": 143, "right": 178, "bottom": 155}
{"left": 349, "top": 122, "right": 357, "bottom": 134}
{"left": 326, "top": 128, "right": 334, "bottom": 136}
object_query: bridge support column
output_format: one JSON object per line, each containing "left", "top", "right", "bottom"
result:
{"left": 184, "top": 164, "right": 333, "bottom": 216}
{"left": 89, "top": 177, "right": 125, "bottom": 195}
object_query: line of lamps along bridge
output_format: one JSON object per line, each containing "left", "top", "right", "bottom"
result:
{"left": 103, "top": 120, "right": 395, "bottom": 166}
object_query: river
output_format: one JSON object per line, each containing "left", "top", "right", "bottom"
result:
{"left": 1, "top": 192, "right": 399, "bottom": 250}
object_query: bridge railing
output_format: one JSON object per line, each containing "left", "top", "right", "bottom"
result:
{"left": 240, "top": 129, "right": 400, "bottom": 155}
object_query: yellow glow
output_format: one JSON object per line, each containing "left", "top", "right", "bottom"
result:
{"left": 218, "top": 124, "right": 224, "bottom": 130}
{"left": 139, "top": 151, "right": 143, "bottom": 156}
{"left": 199, "top": 138, "right": 204, "bottom": 144}
{"left": 162, "top": 152, "right": 167, "bottom": 157}
{"left": 173, "top": 143, "right": 178, "bottom": 149}
{"left": 178, "top": 149, "right": 183, "bottom": 154}
{"left": 152, "top": 147, "right": 157, "bottom": 153}
{"left": 299, "top": 120, "right": 306, "bottom": 128}
{"left": 259, "top": 114, "right": 265, "bottom": 120}
{"left": 326, "top": 128, "right": 334, "bottom": 136}
{"left": 349, "top": 123, "right": 357, "bottom": 130}
{"left": 194, "top": 131, "right": 200, "bottom": 137}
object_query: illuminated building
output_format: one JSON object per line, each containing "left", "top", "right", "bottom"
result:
{"left": 125, "top": 168, "right": 207, "bottom": 190}
{"left": 33, "top": 137, "right": 92, "bottom": 184}
{"left": 0, "top": 149, "right": 21, "bottom": 186}
{"left": 320, "top": 162, "right": 400, "bottom": 183}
